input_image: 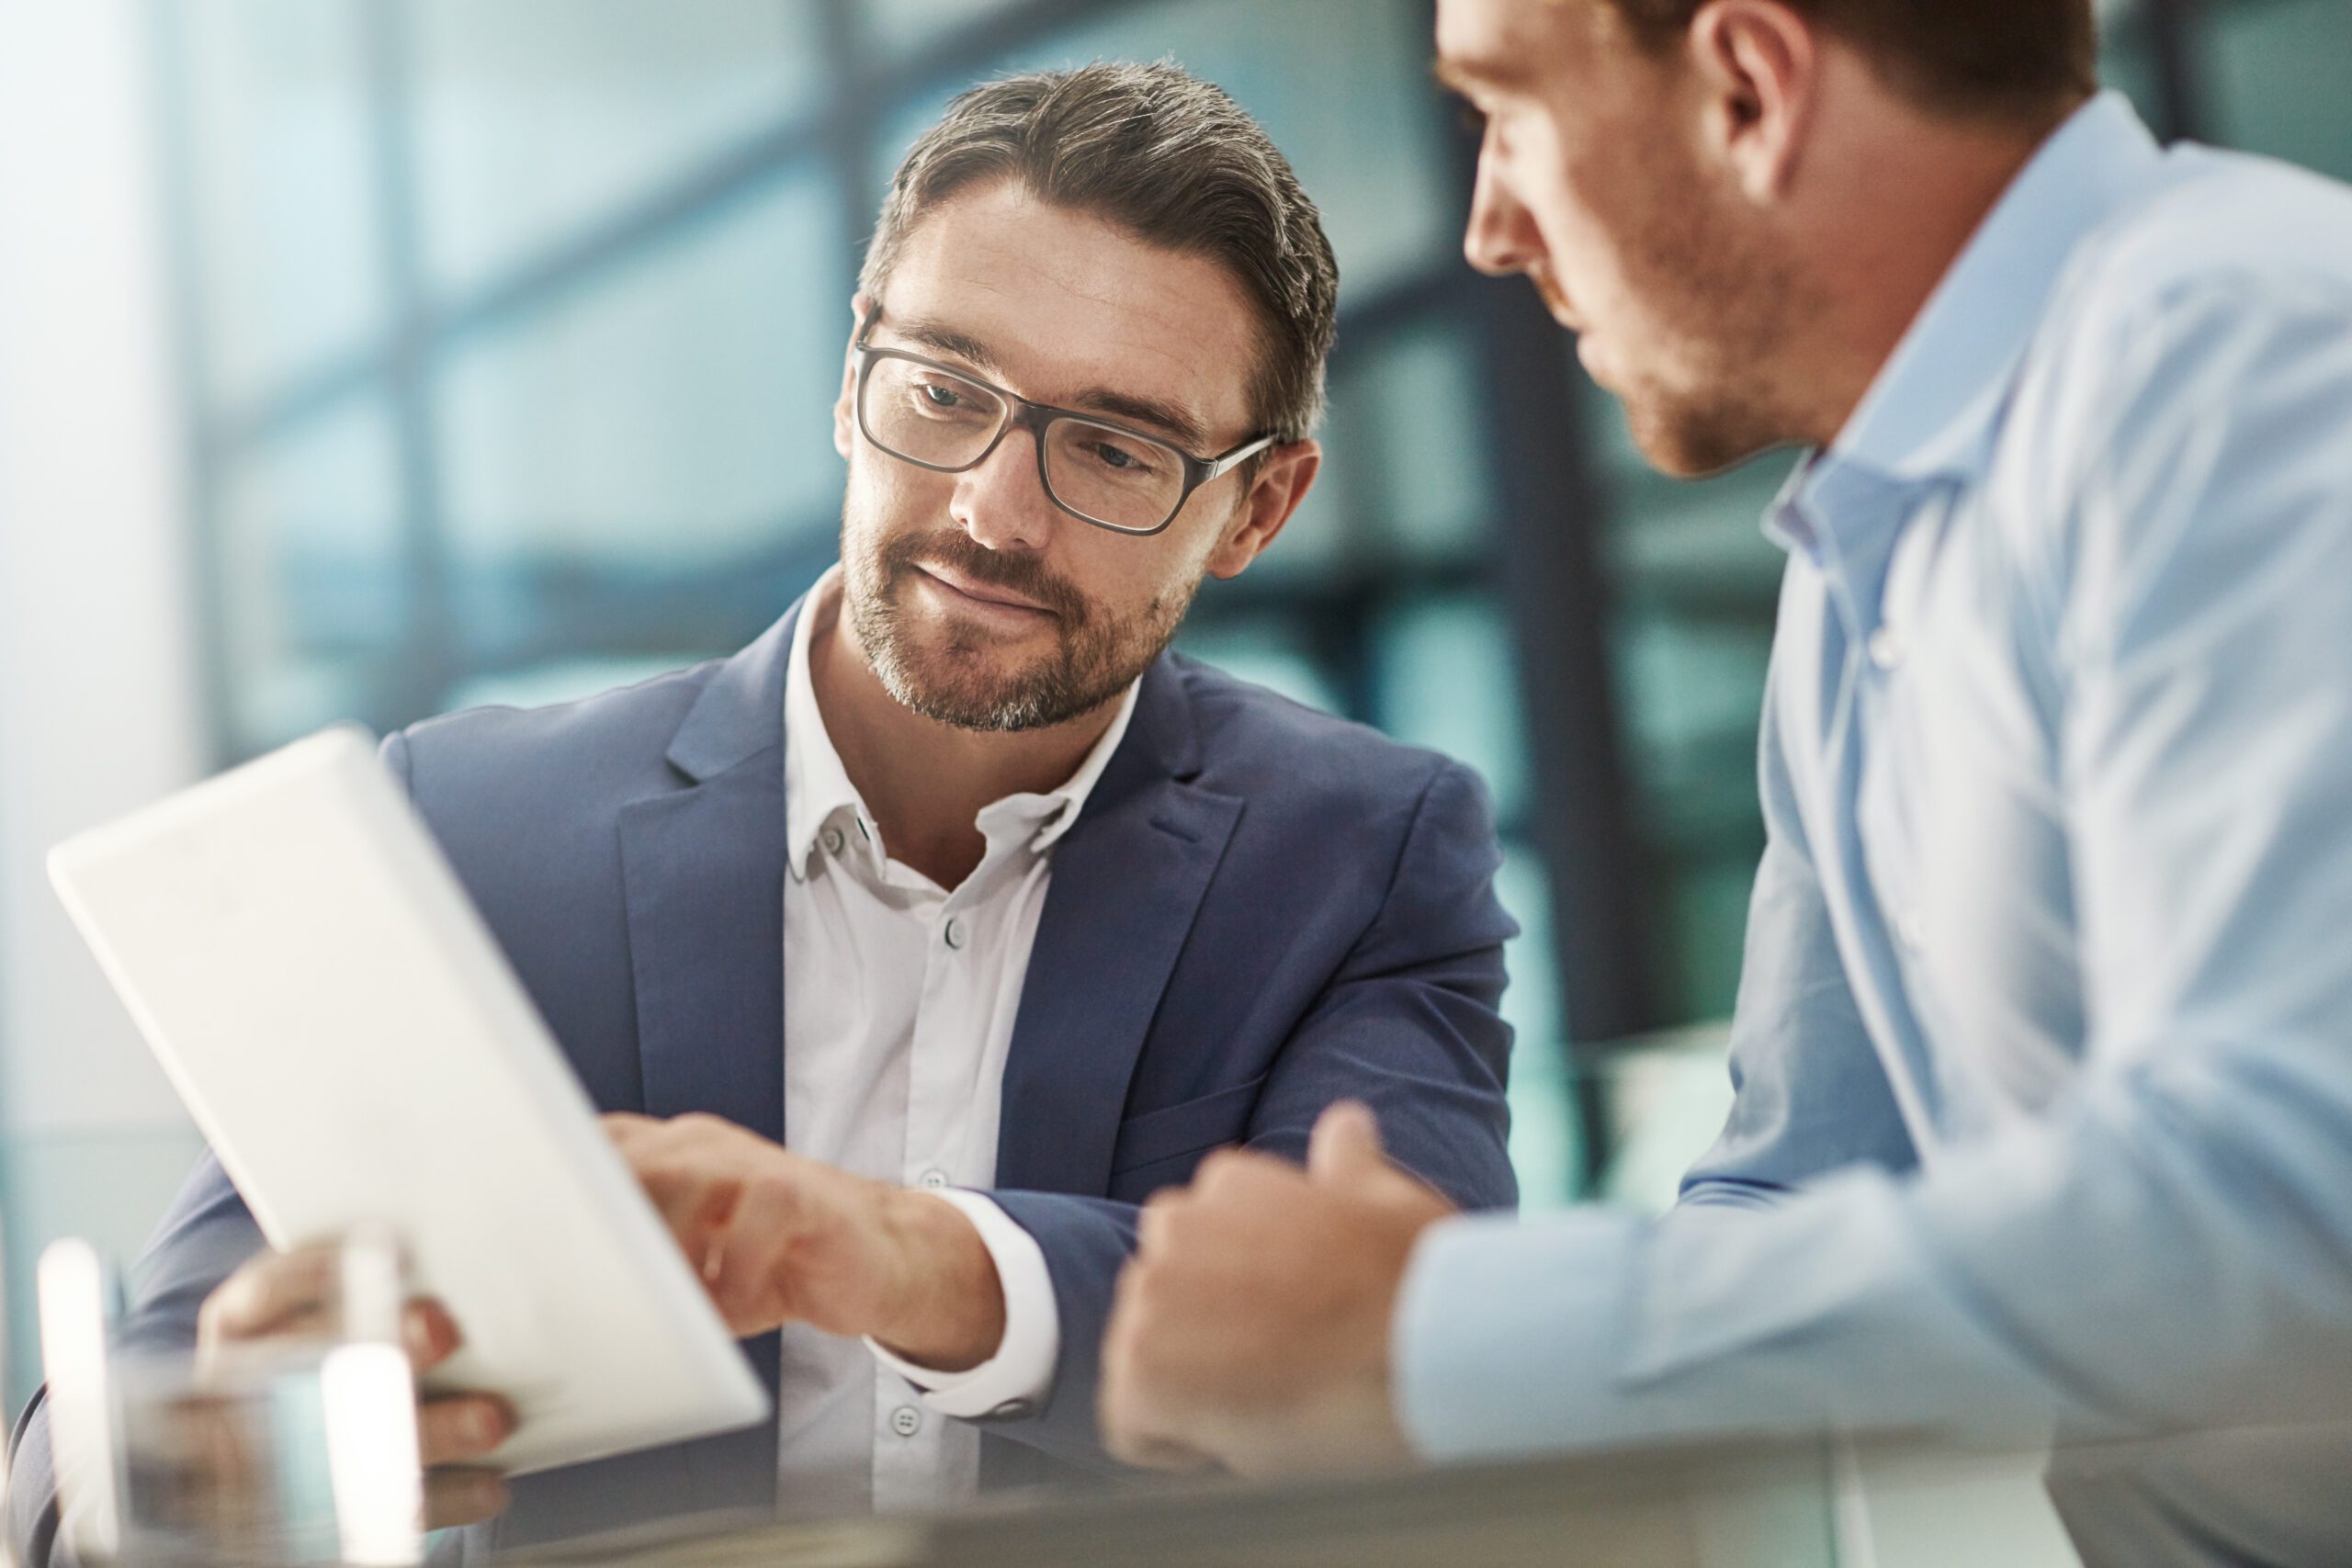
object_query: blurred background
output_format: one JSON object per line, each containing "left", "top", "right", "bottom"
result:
{"left": 0, "top": 0, "right": 2344, "bottom": 1430}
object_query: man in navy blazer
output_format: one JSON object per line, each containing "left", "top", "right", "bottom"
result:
{"left": 12, "top": 62, "right": 1515, "bottom": 1563}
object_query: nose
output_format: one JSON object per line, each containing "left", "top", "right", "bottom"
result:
{"left": 1463, "top": 141, "right": 1538, "bottom": 279}
{"left": 950, "top": 423, "right": 1060, "bottom": 555}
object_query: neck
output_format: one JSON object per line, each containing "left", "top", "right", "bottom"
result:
{"left": 1790, "top": 99, "right": 2077, "bottom": 448}
{"left": 806, "top": 584, "right": 1123, "bottom": 889}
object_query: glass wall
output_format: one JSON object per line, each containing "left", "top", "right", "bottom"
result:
{"left": 149, "top": 0, "right": 2344, "bottom": 1210}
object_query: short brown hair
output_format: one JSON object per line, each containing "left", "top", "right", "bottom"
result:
{"left": 859, "top": 62, "right": 1340, "bottom": 446}
{"left": 1598, "top": 0, "right": 2098, "bottom": 120}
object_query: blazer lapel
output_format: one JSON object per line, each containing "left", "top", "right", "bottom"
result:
{"left": 996, "top": 658, "right": 1242, "bottom": 1196}
{"left": 617, "top": 607, "right": 798, "bottom": 1145}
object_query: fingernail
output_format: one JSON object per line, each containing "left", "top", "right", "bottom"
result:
{"left": 470, "top": 1404, "right": 506, "bottom": 1447}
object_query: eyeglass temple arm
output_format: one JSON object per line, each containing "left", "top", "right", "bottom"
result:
{"left": 1200, "top": 433, "right": 1280, "bottom": 481}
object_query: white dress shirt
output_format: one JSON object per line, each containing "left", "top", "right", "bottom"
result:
{"left": 774, "top": 568, "right": 1137, "bottom": 1516}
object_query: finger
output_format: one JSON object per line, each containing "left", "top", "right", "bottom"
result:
{"left": 417, "top": 1393, "right": 516, "bottom": 1470}
{"left": 424, "top": 1468, "right": 510, "bottom": 1530}
{"left": 1306, "top": 1100, "right": 1385, "bottom": 1184}
{"left": 401, "top": 1299, "right": 463, "bottom": 1374}
{"left": 601, "top": 1111, "right": 657, "bottom": 1145}
{"left": 199, "top": 1247, "right": 340, "bottom": 1348}
{"left": 1100, "top": 1358, "right": 1219, "bottom": 1475}
{"left": 1136, "top": 1192, "right": 1184, "bottom": 1255}
{"left": 701, "top": 1172, "right": 802, "bottom": 1335}
{"left": 639, "top": 1166, "right": 742, "bottom": 1264}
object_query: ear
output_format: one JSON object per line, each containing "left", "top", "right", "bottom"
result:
{"left": 1205, "top": 439, "right": 1320, "bottom": 581}
{"left": 1686, "top": 0, "right": 1817, "bottom": 202}
{"left": 834, "top": 291, "right": 870, "bottom": 461}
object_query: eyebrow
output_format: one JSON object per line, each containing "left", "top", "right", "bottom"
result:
{"left": 886, "top": 313, "right": 1214, "bottom": 453}
{"left": 1432, "top": 55, "right": 1523, "bottom": 97}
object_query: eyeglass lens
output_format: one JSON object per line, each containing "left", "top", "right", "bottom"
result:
{"left": 860, "top": 355, "right": 1186, "bottom": 532}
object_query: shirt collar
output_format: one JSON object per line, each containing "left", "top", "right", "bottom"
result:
{"left": 783, "top": 565, "right": 1141, "bottom": 881}
{"left": 1826, "top": 91, "right": 2164, "bottom": 488}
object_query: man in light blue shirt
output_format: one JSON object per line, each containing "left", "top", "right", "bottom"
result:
{"left": 1101, "top": 0, "right": 2352, "bottom": 1559}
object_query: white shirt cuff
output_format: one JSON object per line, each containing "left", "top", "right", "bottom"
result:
{"left": 865, "top": 1190, "right": 1058, "bottom": 1418}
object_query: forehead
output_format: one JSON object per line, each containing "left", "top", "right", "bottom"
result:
{"left": 881, "top": 181, "right": 1263, "bottom": 437}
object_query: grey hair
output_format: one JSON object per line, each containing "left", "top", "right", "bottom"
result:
{"left": 859, "top": 61, "right": 1340, "bottom": 446}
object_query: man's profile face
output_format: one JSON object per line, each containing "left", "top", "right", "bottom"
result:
{"left": 831, "top": 181, "right": 1275, "bottom": 732}
{"left": 1437, "top": 0, "right": 1810, "bottom": 476}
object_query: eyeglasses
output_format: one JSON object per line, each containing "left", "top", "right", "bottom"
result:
{"left": 850, "top": 305, "right": 1278, "bottom": 536}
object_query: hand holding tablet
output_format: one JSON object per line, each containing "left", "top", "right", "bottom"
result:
{"left": 48, "top": 727, "right": 772, "bottom": 1477}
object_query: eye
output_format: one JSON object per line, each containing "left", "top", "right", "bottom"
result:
{"left": 920, "top": 382, "right": 964, "bottom": 410}
{"left": 1081, "top": 437, "right": 1165, "bottom": 478}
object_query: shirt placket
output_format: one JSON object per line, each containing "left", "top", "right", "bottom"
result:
{"left": 1810, "top": 465, "right": 1951, "bottom": 1135}
{"left": 870, "top": 828, "right": 1035, "bottom": 1511}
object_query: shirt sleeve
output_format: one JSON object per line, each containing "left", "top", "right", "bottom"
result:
{"left": 1396, "top": 280, "right": 2352, "bottom": 1461}
{"left": 865, "top": 1190, "right": 1059, "bottom": 1418}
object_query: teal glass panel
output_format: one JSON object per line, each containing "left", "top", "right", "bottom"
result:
{"left": 2205, "top": 0, "right": 2352, "bottom": 181}
{"left": 1496, "top": 844, "right": 1577, "bottom": 1208}
{"left": 409, "top": 0, "right": 827, "bottom": 293}
{"left": 1577, "top": 369, "right": 1784, "bottom": 1024}
{"left": 434, "top": 169, "right": 845, "bottom": 668}
{"left": 1170, "top": 618, "right": 1344, "bottom": 715}
{"left": 1356, "top": 321, "right": 1492, "bottom": 565}
{"left": 1374, "top": 595, "right": 1531, "bottom": 828}
{"left": 215, "top": 397, "right": 406, "bottom": 754}
{"left": 176, "top": 0, "right": 387, "bottom": 409}
{"left": 858, "top": 0, "right": 1029, "bottom": 60}
{"left": 2094, "top": 0, "right": 2165, "bottom": 125}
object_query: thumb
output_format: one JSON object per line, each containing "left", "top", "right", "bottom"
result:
{"left": 1306, "top": 1100, "right": 1387, "bottom": 1184}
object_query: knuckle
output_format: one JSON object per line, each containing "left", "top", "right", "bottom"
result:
{"left": 1194, "top": 1148, "right": 1242, "bottom": 1182}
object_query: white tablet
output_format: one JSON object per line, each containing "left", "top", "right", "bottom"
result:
{"left": 47, "top": 725, "right": 772, "bottom": 1475}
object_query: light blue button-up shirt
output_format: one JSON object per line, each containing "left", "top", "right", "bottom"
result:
{"left": 1399, "top": 89, "right": 2352, "bottom": 1521}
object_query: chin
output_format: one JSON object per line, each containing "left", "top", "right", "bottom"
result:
{"left": 1622, "top": 393, "right": 1787, "bottom": 481}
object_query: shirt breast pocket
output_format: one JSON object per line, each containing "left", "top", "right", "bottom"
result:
{"left": 1107, "top": 1074, "right": 1268, "bottom": 1191}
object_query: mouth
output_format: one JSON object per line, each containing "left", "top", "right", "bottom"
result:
{"left": 911, "top": 562, "right": 1057, "bottom": 619}
{"left": 1530, "top": 271, "right": 1584, "bottom": 332}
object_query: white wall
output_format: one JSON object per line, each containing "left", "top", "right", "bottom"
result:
{"left": 0, "top": 0, "right": 202, "bottom": 1134}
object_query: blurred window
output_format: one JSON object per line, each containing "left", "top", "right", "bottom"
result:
{"left": 214, "top": 395, "right": 405, "bottom": 754}
{"left": 172, "top": 0, "right": 388, "bottom": 409}
{"left": 409, "top": 0, "right": 827, "bottom": 291}
{"left": 153, "top": 0, "right": 2334, "bottom": 1204}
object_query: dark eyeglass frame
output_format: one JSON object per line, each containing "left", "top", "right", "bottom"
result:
{"left": 850, "top": 304, "right": 1279, "bottom": 536}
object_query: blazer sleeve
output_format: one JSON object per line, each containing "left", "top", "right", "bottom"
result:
{"left": 985, "top": 759, "right": 1521, "bottom": 1470}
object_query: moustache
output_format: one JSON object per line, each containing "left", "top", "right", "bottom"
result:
{"left": 880, "top": 531, "right": 1090, "bottom": 626}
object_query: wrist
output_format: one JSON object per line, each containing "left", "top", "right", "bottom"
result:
{"left": 870, "top": 1187, "right": 1007, "bottom": 1373}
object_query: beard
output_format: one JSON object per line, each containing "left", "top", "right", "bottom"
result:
{"left": 840, "top": 510, "right": 1195, "bottom": 733}
{"left": 1578, "top": 157, "right": 1820, "bottom": 479}
{"left": 1616, "top": 364, "right": 1801, "bottom": 479}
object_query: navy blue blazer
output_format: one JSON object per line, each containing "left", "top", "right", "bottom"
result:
{"left": 12, "top": 604, "right": 1518, "bottom": 1560}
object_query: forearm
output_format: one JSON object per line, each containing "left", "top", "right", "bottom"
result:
{"left": 1400, "top": 1059, "right": 2352, "bottom": 1461}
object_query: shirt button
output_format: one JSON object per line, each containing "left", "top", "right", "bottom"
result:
{"left": 820, "top": 826, "right": 846, "bottom": 856}
{"left": 917, "top": 1168, "right": 950, "bottom": 1191}
{"left": 1867, "top": 626, "right": 1904, "bottom": 671}
{"left": 890, "top": 1405, "right": 922, "bottom": 1438}
{"left": 943, "top": 916, "right": 965, "bottom": 951}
